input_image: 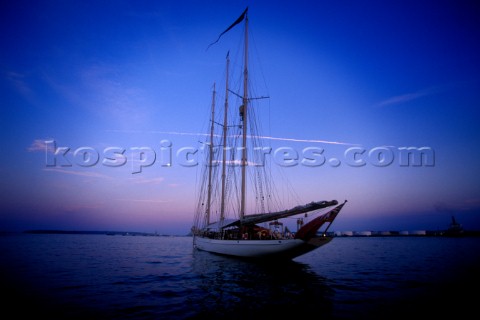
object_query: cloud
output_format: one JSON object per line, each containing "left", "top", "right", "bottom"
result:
{"left": 253, "top": 135, "right": 358, "bottom": 146}
{"left": 105, "top": 129, "right": 358, "bottom": 146}
{"left": 43, "top": 168, "right": 111, "bottom": 179}
{"left": 168, "top": 183, "right": 181, "bottom": 188}
{"left": 44, "top": 63, "right": 151, "bottom": 126}
{"left": 80, "top": 65, "right": 154, "bottom": 125}
{"left": 434, "top": 198, "right": 480, "bottom": 212}
{"left": 375, "top": 87, "right": 439, "bottom": 108}
{"left": 27, "top": 139, "right": 55, "bottom": 153}
{"left": 128, "top": 177, "right": 165, "bottom": 184}
{"left": 465, "top": 198, "right": 480, "bottom": 206}
{"left": 4, "top": 71, "right": 35, "bottom": 101}
{"left": 114, "top": 198, "right": 171, "bottom": 203}
{"left": 63, "top": 203, "right": 104, "bottom": 212}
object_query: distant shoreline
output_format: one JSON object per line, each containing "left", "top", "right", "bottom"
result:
{"left": 0, "top": 229, "right": 477, "bottom": 237}
{"left": 15, "top": 230, "right": 187, "bottom": 237}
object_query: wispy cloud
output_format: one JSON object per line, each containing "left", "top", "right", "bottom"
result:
{"left": 435, "top": 198, "right": 480, "bottom": 212}
{"left": 27, "top": 139, "right": 55, "bottom": 153}
{"left": 465, "top": 198, "right": 480, "bottom": 206}
{"left": 63, "top": 203, "right": 104, "bottom": 212}
{"left": 253, "top": 135, "right": 357, "bottom": 146}
{"left": 6, "top": 71, "right": 29, "bottom": 93}
{"left": 45, "top": 63, "right": 151, "bottom": 126}
{"left": 114, "top": 198, "right": 171, "bottom": 203}
{"left": 4, "top": 71, "right": 36, "bottom": 103}
{"left": 168, "top": 183, "right": 181, "bottom": 188}
{"left": 106, "top": 129, "right": 212, "bottom": 137}
{"left": 128, "top": 177, "right": 165, "bottom": 184}
{"left": 105, "top": 129, "right": 358, "bottom": 146}
{"left": 375, "top": 87, "right": 439, "bottom": 108}
{"left": 43, "top": 168, "right": 111, "bottom": 179}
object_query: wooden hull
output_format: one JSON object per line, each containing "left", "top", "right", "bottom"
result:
{"left": 193, "top": 235, "right": 333, "bottom": 260}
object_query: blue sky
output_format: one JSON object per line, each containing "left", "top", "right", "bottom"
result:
{"left": 1, "top": 0, "right": 479, "bottom": 234}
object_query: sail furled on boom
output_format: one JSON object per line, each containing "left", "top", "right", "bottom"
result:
{"left": 207, "top": 7, "right": 248, "bottom": 50}
{"left": 215, "top": 200, "right": 339, "bottom": 229}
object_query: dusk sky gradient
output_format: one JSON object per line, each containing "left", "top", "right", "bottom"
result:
{"left": 1, "top": 0, "right": 479, "bottom": 234}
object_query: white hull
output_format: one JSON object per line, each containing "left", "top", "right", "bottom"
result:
{"left": 194, "top": 235, "right": 333, "bottom": 259}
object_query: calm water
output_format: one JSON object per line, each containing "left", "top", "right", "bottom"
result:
{"left": 1, "top": 234, "right": 479, "bottom": 319}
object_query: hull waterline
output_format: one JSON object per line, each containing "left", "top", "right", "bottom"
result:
{"left": 194, "top": 236, "right": 333, "bottom": 259}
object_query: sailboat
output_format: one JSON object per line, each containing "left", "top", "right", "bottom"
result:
{"left": 192, "top": 7, "right": 347, "bottom": 260}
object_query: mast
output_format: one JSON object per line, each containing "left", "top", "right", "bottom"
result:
{"left": 220, "top": 53, "right": 230, "bottom": 220}
{"left": 206, "top": 83, "right": 216, "bottom": 225}
{"left": 240, "top": 12, "right": 248, "bottom": 219}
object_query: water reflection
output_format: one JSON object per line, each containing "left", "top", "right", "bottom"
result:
{"left": 189, "top": 249, "right": 335, "bottom": 319}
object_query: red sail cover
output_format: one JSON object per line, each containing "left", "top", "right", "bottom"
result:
{"left": 295, "top": 201, "right": 347, "bottom": 241}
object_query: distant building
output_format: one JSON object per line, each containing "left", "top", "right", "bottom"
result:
{"left": 354, "top": 231, "right": 372, "bottom": 236}
{"left": 410, "top": 230, "right": 426, "bottom": 236}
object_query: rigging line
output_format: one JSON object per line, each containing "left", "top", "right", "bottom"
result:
{"left": 249, "top": 23, "right": 270, "bottom": 99}
{"left": 228, "top": 88, "right": 269, "bottom": 101}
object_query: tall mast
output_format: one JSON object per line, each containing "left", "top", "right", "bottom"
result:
{"left": 206, "top": 83, "right": 216, "bottom": 225}
{"left": 240, "top": 12, "right": 248, "bottom": 219}
{"left": 220, "top": 53, "right": 230, "bottom": 220}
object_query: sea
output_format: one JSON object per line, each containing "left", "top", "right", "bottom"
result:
{"left": 1, "top": 233, "right": 479, "bottom": 319}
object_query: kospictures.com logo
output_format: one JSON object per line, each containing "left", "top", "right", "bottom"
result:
{"left": 43, "top": 140, "right": 434, "bottom": 174}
